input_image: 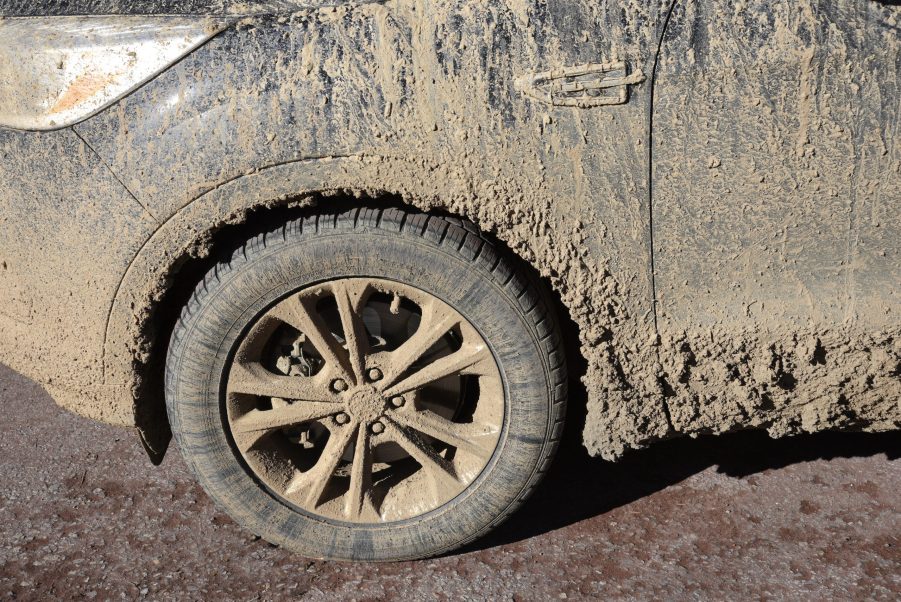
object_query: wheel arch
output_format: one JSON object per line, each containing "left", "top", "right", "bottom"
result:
{"left": 104, "top": 155, "right": 587, "bottom": 462}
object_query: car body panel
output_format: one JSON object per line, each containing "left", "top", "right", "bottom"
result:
{"left": 0, "top": 0, "right": 897, "bottom": 462}
{"left": 656, "top": 0, "right": 900, "bottom": 326}
{"left": 652, "top": 0, "right": 901, "bottom": 439}
{"left": 0, "top": 1, "right": 368, "bottom": 16}
{"left": 0, "top": 127, "right": 157, "bottom": 425}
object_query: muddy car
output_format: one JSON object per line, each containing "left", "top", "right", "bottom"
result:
{"left": 0, "top": 0, "right": 898, "bottom": 561}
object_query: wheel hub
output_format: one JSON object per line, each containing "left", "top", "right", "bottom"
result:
{"left": 345, "top": 384, "right": 387, "bottom": 424}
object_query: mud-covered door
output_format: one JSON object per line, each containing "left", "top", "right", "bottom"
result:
{"left": 653, "top": 0, "right": 901, "bottom": 330}
{"left": 650, "top": 1, "right": 901, "bottom": 431}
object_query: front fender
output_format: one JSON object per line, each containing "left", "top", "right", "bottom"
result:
{"left": 83, "top": 0, "right": 668, "bottom": 461}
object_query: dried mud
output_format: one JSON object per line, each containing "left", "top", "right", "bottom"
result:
{"left": 0, "top": 0, "right": 898, "bottom": 460}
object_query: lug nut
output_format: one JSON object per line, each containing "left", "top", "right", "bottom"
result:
{"left": 367, "top": 368, "right": 383, "bottom": 382}
{"left": 389, "top": 395, "right": 405, "bottom": 408}
{"left": 334, "top": 413, "right": 350, "bottom": 425}
{"left": 331, "top": 378, "right": 348, "bottom": 392}
{"left": 370, "top": 421, "right": 385, "bottom": 434}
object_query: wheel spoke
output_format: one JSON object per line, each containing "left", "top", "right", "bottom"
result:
{"left": 232, "top": 402, "right": 340, "bottom": 437}
{"left": 227, "top": 362, "right": 335, "bottom": 402}
{"left": 331, "top": 279, "right": 370, "bottom": 385}
{"left": 390, "top": 409, "right": 498, "bottom": 456}
{"left": 381, "top": 299, "right": 460, "bottom": 387}
{"left": 345, "top": 424, "right": 374, "bottom": 520}
{"left": 285, "top": 421, "right": 358, "bottom": 508}
{"left": 382, "top": 344, "right": 493, "bottom": 397}
{"left": 383, "top": 417, "right": 459, "bottom": 493}
{"left": 270, "top": 294, "right": 352, "bottom": 382}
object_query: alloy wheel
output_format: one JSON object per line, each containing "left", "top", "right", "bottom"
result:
{"left": 225, "top": 277, "right": 505, "bottom": 523}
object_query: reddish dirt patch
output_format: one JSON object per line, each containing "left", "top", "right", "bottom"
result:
{"left": 0, "top": 364, "right": 898, "bottom": 599}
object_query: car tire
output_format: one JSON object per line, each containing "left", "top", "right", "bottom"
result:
{"left": 164, "top": 207, "right": 567, "bottom": 561}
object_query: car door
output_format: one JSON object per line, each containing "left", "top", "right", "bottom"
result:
{"left": 651, "top": 0, "right": 900, "bottom": 430}
{"left": 654, "top": 0, "right": 901, "bottom": 329}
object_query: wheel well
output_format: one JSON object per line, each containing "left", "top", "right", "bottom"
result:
{"left": 135, "top": 192, "right": 586, "bottom": 464}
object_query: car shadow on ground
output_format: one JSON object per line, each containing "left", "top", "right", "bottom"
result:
{"left": 464, "top": 413, "right": 901, "bottom": 553}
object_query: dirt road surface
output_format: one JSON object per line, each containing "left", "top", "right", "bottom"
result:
{"left": 0, "top": 363, "right": 898, "bottom": 600}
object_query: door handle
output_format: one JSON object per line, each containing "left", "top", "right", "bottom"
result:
{"left": 515, "top": 61, "right": 645, "bottom": 107}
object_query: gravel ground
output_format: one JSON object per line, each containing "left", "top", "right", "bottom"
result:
{"left": 0, "top": 362, "right": 898, "bottom": 600}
